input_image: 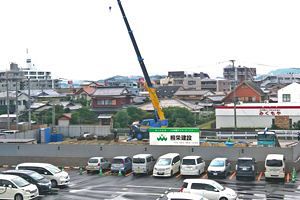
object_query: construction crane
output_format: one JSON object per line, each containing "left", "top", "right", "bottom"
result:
{"left": 116, "top": 0, "right": 168, "bottom": 140}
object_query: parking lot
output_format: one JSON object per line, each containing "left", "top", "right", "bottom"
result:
{"left": 16, "top": 168, "right": 298, "bottom": 200}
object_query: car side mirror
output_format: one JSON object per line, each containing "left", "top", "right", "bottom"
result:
{"left": 214, "top": 188, "right": 219, "bottom": 192}
{"left": 44, "top": 172, "right": 48, "bottom": 175}
{"left": 172, "top": 163, "right": 175, "bottom": 166}
{"left": 8, "top": 185, "right": 12, "bottom": 188}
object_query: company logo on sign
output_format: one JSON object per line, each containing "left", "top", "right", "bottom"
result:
{"left": 259, "top": 108, "right": 281, "bottom": 116}
{"left": 157, "top": 134, "right": 167, "bottom": 141}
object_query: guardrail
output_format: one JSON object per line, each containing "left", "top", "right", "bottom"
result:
{"left": 216, "top": 131, "right": 300, "bottom": 140}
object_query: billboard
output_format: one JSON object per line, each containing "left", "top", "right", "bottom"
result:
{"left": 149, "top": 128, "right": 200, "bottom": 146}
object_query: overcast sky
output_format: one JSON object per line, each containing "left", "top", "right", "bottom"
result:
{"left": 0, "top": 0, "right": 300, "bottom": 81}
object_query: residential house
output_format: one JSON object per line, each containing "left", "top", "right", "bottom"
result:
{"left": 74, "top": 87, "right": 96, "bottom": 101}
{"left": 223, "top": 81, "right": 265, "bottom": 104}
{"left": 0, "top": 91, "right": 29, "bottom": 113}
{"left": 278, "top": 82, "right": 300, "bottom": 103}
{"left": 174, "top": 90, "right": 214, "bottom": 102}
{"left": 138, "top": 99, "right": 203, "bottom": 113}
{"left": 156, "top": 86, "right": 182, "bottom": 99}
{"left": 200, "top": 78, "right": 232, "bottom": 92}
{"left": 91, "top": 87, "right": 133, "bottom": 114}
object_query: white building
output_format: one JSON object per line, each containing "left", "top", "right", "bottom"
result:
{"left": 278, "top": 82, "right": 300, "bottom": 103}
{"left": 216, "top": 102, "right": 300, "bottom": 129}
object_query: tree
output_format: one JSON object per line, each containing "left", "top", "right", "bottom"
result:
{"left": 163, "top": 107, "right": 195, "bottom": 127}
{"left": 70, "top": 107, "right": 98, "bottom": 124}
{"left": 113, "top": 110, "right": 129, "bottom": 128}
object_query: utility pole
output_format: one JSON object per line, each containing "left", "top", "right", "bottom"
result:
{"left": 15, "top": 80, "right": 18, "bottom": 131}
{"left": 230, "top": 60, "right": 237, "bottom": 130}
{"left": 28, "top": 78, "right": 31, "bottom": 130}
{"left": 6, "top": 72, "right": 10, "bottom": 130}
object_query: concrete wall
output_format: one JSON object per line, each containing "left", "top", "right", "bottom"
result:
{"left": 0, "top": 144, "right": 298, "bottom": 172}
{"left": 54, "top": 125, "right": 111, "bottom": 137}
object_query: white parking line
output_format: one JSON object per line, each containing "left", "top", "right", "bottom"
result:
{"left": 126, "top": 185, "right": 180, "bottom": 190}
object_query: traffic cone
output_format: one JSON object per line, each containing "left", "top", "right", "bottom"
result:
{"left": 79, "top": 166, "right": 83, "bottom": 175}
{"left": 99, "top": 167, "right": 103, "bottom": 176}
{"left": 118, "top": 168, "right": 123, "bottom": 176}
{"left": 292, "top": 168, "right": 297, "bottom": 183}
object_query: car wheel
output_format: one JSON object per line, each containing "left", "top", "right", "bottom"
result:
{"left": 86, "top": 170, "right": 90, "bottom": 174}
{"left": 14, "top": 194, "right": 23, "bottom": 200}
{"left": 171, "top": 170, "right": 173, "bottom": 177}
{"left": 51, "top": 180, "right": 58, "bottom": 188}
{"left": 219, "top": 197, "right": 228, "bottom": 200}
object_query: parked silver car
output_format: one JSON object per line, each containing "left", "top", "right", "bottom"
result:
{"left": 86, "top": 157, "right": 111, "bottom": 173}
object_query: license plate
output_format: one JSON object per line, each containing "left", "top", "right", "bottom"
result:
{"left": 213, "top": 173, "right": 217, "bottom": 175}
{"left": 158, "top": 172, "right": 164, "bottom": 175}
{"left": 242, "top": 167, "right": 247, "bottom": 171}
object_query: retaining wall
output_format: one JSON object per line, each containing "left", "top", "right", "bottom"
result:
{"left": 0, "top": 144, "right": 298, "bottom": 172}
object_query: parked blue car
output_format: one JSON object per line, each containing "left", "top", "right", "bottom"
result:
{"left": 111, "top": 156, "right": 132, "bottom": 175}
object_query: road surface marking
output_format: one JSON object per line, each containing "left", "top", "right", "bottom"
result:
{"left": 125, "top": 172, "right": 132, "bottom": 177}
{"left": 176, "top": 174, "right": 181, "bottom": 179}
{"left": 229, "top": 171, "right": 236, "bottom": 180}
{"left": 257, "top": 172, "right": 263, "bottom": 181}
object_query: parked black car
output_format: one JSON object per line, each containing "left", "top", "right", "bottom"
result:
{"left": 236, "top": 157, "right": 257, "bottom": 181}
{"left": 1, "top": 170, "right": 52, "bottom": 194}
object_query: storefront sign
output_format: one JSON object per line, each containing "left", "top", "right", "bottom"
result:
{"left": 259, "top": 108, "right": 281, "bottom": 116}
{"left": 149, "top": 128, "right": 199, "bottom": 146}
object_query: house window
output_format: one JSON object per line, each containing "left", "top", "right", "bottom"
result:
{"left": 97, "top": 99, "right": 113, "bottom": 105}
{"left": 188, "top": 81, "right": 196, "bottom": 85}
{"left": 282, "top": 94, "right": 291, "bottom": 102}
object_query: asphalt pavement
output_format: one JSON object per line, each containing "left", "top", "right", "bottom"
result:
{"left": 38, "top": 169, "right": 300, "bottom": 200}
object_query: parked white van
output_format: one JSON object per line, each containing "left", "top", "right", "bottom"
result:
{"left": 16, "top": 163, "right": 70, "bottom": 188}
{"left": 153, "top": 153, "right": 180, "bottom": 177}
{"left": 181, "top": 156, "right": 206, "bottom": 176}
{"left": 132, "top": 154, "right": 155, "bottom": 175}
{"left": 265, "top": 154, "right": 285, "bottom": 181}
{"left": 0, "top": 174, "right": 39, "bottom": 200}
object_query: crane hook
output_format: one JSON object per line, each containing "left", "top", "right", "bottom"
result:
{"left": 109, "top": 6, "right": 112, "bottom": 12}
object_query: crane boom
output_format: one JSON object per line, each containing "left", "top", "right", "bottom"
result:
{"left": 116, "top": 0, "right": 166, "bottom": 121}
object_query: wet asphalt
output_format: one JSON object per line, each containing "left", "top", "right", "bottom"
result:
{"left": 37, "top": 169, "right": 300, "bottom": 200}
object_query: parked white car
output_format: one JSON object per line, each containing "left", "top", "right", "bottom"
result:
{"left": 264, "top": 154, "right": 285, "bottom": 181}
{"left": 181, "top": 179, "right": 237, "bottom": 200}
{"left": 181, "top": 156, "right": 206, "bottom": 176}
{"left": 167, "top": 192, "right": 208, "bottom": 200}
{"left": 0, "top": 174, "right": 39, "bottom": 200}
{"left": 86, "top": 157, "right": 111, "bottom": 173}
{"left": 153, "top": 153, "right": 181, "bottom": 177}
{"left": 16, "top": 163, "right": 70, "bottom": 188}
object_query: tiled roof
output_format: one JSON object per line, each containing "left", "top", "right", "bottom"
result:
{"left": 93, "top": 87, "right": 129, "bottom": 96}
{"left": 156, "top": 86, "right": 182, "bottom": 98}
{"left": 138, "top": 99, "right": 203, "bottom": 111}
{"left": 174, "top": 90, "right": 211, "bottom": 96}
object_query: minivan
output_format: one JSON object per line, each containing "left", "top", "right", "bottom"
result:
{"left": 181, "top": 156, "right": 206, "bottom": 176}
{"left": 16, "top": 163, "right": 70, "bottom": 188}
{"left": 236, "top": 157, "right": 256, "bottom": 181}
{"left": 264, "top": 154, "right": 285, "bottom": 181}
{"left": 207, "top": 158, "right": 231, "bottom": 179}
{"left": 2, "top": 170, "right": 51, "bottom": 194}
{"left": 111, "top": 156, "right": 132, "bottom": 175}
{"left": 153, "top": 153, "right": 180, "bottom": 177}
{"left": 0, "top": 174, "right": 39, "bottom": 200}
{"left": 132, "top": 154, "right": 155, "bottom": 175}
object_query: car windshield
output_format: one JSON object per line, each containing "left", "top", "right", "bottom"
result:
{"left": 88, "top": 159, "right": 99, "bottom": 163}
{"left": 210, "top": 160, "right": 225, "bottom": 167}
{"left": 182, "top": 159, "right": 196, "bottom": 165}
{"left": 157, "top": 158, "right": 171, "bottom": 166}
{"left": 212, "top": 182, "right": 225, "bottom": 191}
{"left": 238, "top": 159, "right": 253, "bottom": 166}
{"left": 12, "top": 177, "right": 30, "bottom": 187}
{"left": 112, "top": 159, "right": 124, "bottom": 164}
{"left": 47, "top": 165, "right": 61, "bottom": 174}
{"left": 29, "top": 171, "right": 44, "bottom": 181}
{"left": 133, "top": 158, "right": 145, "bottom": 164}
{"left": 258, "top": 133, "right": 275, "bottom": 141}
{"left": 266, "top": 159, "right": 283, "bottom": 167}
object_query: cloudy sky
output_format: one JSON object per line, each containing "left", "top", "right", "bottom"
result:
{"left": 0, "top": 0, "right": 299, "bottom": 80}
